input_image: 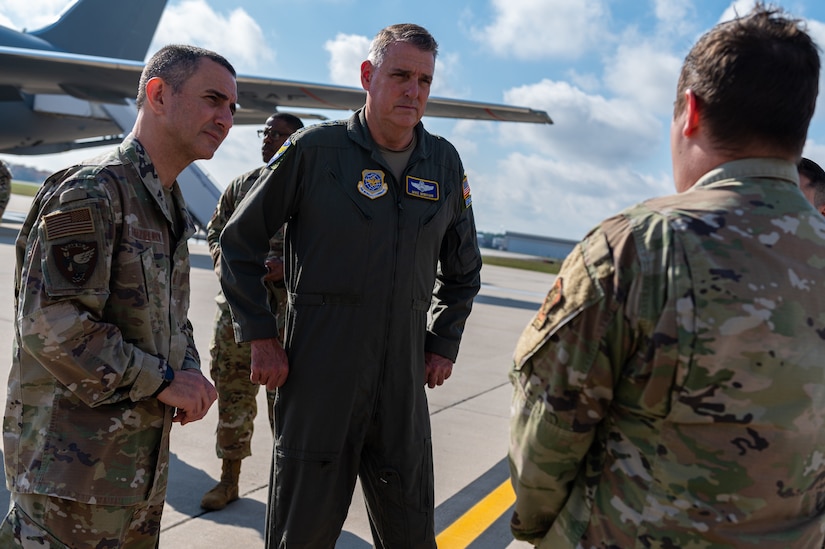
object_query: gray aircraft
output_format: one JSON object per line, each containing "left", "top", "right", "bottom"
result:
{"left": 0, "top": 0, "right": 552, "bottom": 227}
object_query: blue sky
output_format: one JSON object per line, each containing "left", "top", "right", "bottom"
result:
{"left": 3, "top": 0, "right": 825, "bottom": 241}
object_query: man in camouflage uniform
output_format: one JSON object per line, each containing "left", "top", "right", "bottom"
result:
{"left": 0, "top": 45, "right": 231, "bottom": 548}
{"left": 0, "top": 160, "right": 11, "bottom": 221}
{"left": 201, "top": 112, "right": 304, "bottom": 511}
{"left": 508, "top": 6, "right": 825, "bottom": 548}
{"left": 798, "top": 157, "right": 825, "bottom": 216}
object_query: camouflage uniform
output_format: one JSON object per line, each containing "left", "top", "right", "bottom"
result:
{"left": 1, "top": 135, "right": 198, "bottom": 547}
{"left": 0, "top": 160, "right": 11, "bottom": 221}
{"left": 206, "top": 166, "right": 285, "bottom": 460}
{"left": 509, "top": 158, "right": 825, "bottom": 548}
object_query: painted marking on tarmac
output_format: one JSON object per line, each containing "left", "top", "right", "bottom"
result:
{"left": 435, "top": 480, "right": 515, "bottom": 548}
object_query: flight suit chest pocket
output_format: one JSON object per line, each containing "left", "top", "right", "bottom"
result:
{"left": 40, "top": 204, "right": 108, "bottom": 296}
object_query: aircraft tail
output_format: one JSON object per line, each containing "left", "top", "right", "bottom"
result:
{"left": 30, "top": 0, "right": 168, "bottom": 61}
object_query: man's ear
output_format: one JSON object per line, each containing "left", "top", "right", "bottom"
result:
{"left": 818, "top": 204, "right": 825, "bottom": 217}
{"left": 360, "top": 60, "right": 372, "bottom": 91}
{"left": 682, "top": 89, "right": 700, "bottom": 137}
{"left": 144, "top": 77, "right": 166, "bottom": 113}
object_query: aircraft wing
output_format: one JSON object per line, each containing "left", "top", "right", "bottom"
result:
{"left": 234, "top": 76, "right": 553, "bottom": 125}
{"left": 0, "top": 45, "right": 552, "bottom": 124}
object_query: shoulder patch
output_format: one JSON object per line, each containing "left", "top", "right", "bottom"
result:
{"left": 43, "top": 207, "right": 95, "bottom": 241}
{"left": 52, "top": 241, "right": 98, "bottom": 286}
{"left": 266, "top": 138, "right": 293, "bottom": 170}
{"left": 462, "top": 174, "right": 472, "bottom": 208}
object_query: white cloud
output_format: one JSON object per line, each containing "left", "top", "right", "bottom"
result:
{"left": 603, "top": 41, "right": 683, "bottom": 116}
{"left": 325, "top": 33, "right": 369, "bottom": 88}
{"left": 474, "top": 0, "right": 610, "bottom": 60}
{"left": 719, "top": 0, "right": 757, "bottom": 23}
{"left": 0, "top": 0, "right": 69, "bottom": 30}
{"left": 148, "top": 0, "right": 274, "bottom": 72}
{"left": 468, "top": 152, "right": 672, "bottom": 239}
{"left": 499, "top": 79, "right": 663, "bottom": 167}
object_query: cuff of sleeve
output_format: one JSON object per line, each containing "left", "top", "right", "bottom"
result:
{"left": 130, "top": 356, "right": 168, "bottom": 401}
{"left": 425, "top": 333, "right": 459, "bottom": 362}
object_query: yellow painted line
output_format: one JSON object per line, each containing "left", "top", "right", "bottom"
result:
{"left": 436, "top": 480, "right": 516, "bottom": 548}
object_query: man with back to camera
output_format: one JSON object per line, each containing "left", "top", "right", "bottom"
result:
{"left": 219, "top": 23, "right": 482, "bottom": 548}
{"left": 508, "top": 5, "right": 825, "bottom": 547}
{"left": 0, "top": 44, "right": 233, "bottom": 547}
{"left": 201, "top": 112, "right": 304, "bottom": 511}
{"left": 798, "top": 156, "right": 825, "bottom": 216}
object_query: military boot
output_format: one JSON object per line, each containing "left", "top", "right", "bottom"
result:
{"left": 200, "top": 459, "right": 241, "bottom": 510}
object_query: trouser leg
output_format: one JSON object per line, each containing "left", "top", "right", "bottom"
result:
{"left": 265, "top": 445, "right": 359, "bottom": 549}
{"left": 210, "top": 305, "right": 259, "bottom": 460}
{"left": 359, "top": 384, "right": 436, "bottom": 549}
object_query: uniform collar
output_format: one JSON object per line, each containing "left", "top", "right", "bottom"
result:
{"left": 692, "top": 157, "right": 799, "bottom": 190}
{"left": 119, "top": 134, "right": 196, "bottom": 241}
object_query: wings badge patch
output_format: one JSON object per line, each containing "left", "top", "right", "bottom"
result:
{"left": 406, "top": 176, "right": 439, "bottom": 201}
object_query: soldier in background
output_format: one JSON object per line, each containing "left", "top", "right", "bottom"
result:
{"left": 0, "top": 160, "right": 11, "bottom": 221}
{"left": 201, "top": 112, "right": 303, "bottom": 511}
{"left": 0, "top": 44, "right": 228, "bottom": 548}
{"left": 798, "top": 156, "right": 825, "bottom": 216}
{"left": 508, "top": 5, "right": 825, "bottom": 547}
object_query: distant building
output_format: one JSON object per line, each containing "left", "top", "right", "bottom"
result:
{"left": 496, "top": 231, "right": 578, "bottom": 260}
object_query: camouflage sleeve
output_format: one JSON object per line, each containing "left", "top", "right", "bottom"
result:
{"left": 206, "top": 177, "right": 241, "bottom": 273}
{"left": 508, "top": 217, "right": 639, "bottom": 543}
{"left": 16, "top": 176, "right": 166, "bottom": 406}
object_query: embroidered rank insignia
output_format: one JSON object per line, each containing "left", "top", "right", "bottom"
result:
{"left": 53, "top": 240, "right": 98, "bottom": 286}
{"left": 462, "top": 174, "right": 472, "bottom": 208}
{"left": 43, "top": 207, "right": 95, "bottom": 241}
{"left": 358, "top": 169, "right": 388, "bottom": 199}
{"left": 406, "top": 176, "right": 439, "bottom": 201}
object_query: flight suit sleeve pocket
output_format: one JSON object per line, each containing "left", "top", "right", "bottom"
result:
{"left": 40, "top": 204, "right": 108, "bottom": 296}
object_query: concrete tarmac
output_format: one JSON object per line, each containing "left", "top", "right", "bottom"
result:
{"left": 0, "top": 194, "right": 551, "bottom": 548}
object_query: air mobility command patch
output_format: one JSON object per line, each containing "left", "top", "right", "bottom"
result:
{"left": 406, "top": 176, "right": 439, "bottom": 201}
{"left": 358, "top": 169, "right": 388, "bottom": 199}
{"left": 462, "top": 174, "right": 472, "bottom": 208}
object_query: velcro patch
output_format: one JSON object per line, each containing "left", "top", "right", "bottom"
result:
{"left": 406, "top": 176, "right": 439, "bottom": 201}
{"left": 52, "top": 240, "right": 99, "bottom": 286}
{"left": 43, "top": 207, "right": 95, "bottom": 241}
{"left": 462, "top": 174, "right": 472, "bottom": 208}
{"left": 533, "top": 276, "right": 563, "bottom": 330}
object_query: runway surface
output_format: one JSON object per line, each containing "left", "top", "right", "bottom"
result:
{"left": 0, "top": 194, "right": 554, "bottom": 547}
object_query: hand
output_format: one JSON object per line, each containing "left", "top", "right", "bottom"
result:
{"left": 251, "top": 337, "right": 289, "bottom": 390}
{"left": 424, "top": 352, "right": 453, "bottom": 389}
{"left": 263, "top": 257, "right": 284, "bottom": 283}
{"left": 156, "top": 369, "right": 217, "bottom": 426}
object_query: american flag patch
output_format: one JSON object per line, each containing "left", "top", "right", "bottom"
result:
{"left": 43, "top": 207, "right": 95, "bottom": 241}
{"left": 462, "top": 174, "right": 472, "bottom": 208}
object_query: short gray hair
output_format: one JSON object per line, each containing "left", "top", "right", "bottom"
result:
{"left": 367, "top": 24, "right": 438, "bottom": 67}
